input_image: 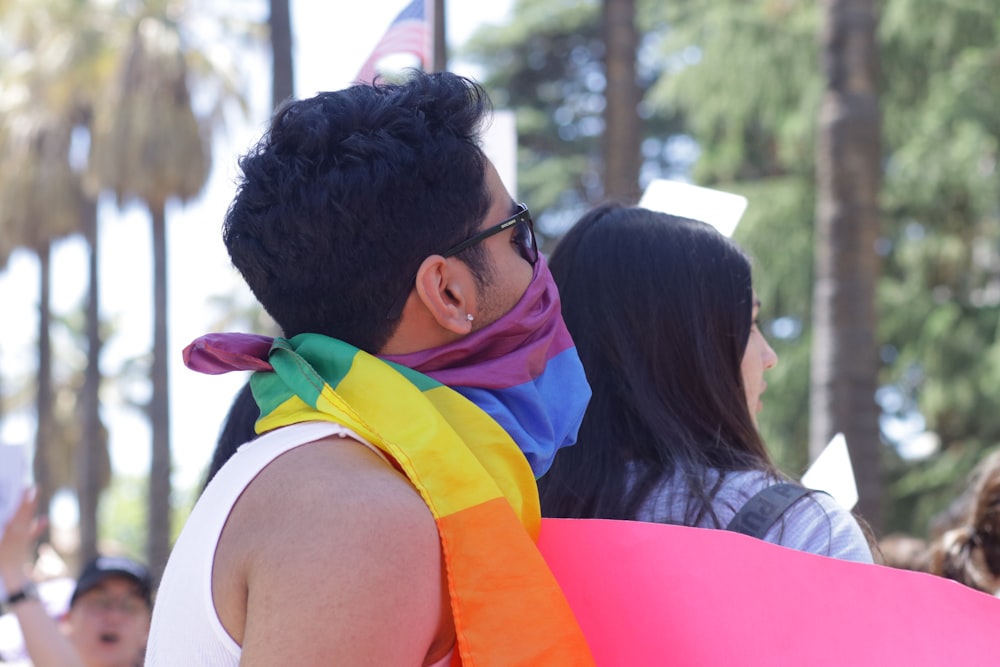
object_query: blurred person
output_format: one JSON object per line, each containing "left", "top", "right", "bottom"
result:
{"left": 145, "top": 71, "right": 593, "bottom": 665}
{"left": 876, "top": 533, "right": 930, "bottom": 571}
{"left": 928, "top": 450, "right": 1000, "bottom": 594}
{"left": 538, "top": 203, "right": 873, "bottom": 562}
{"left": 0, "top": 489, "right": 151, "bottom": 667}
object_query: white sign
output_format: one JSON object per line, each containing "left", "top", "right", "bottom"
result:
{"left": 638, "top": 179, "right": 748, "bottom": 237}
{"left": 801, "top": 433, "right": 859, "bottom": 510}
{"left": 483, "top": 109, "right": 518, "bottom": 201}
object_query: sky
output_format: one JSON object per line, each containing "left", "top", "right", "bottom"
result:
{"left": 0, "top": 1, "right": 514, "bottom": 494}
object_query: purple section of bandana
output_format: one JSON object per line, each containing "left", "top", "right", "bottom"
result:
{"left": 182, "top": 332, "right": 275, "bottom": 374}
{"left": 381, "top": 257, "right": 574, "bottom": 389}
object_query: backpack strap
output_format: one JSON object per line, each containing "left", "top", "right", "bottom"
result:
{"left": 725, "top": 482, "right": 812, "bottom": 539}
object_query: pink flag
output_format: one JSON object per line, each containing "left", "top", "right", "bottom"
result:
{"left": 354, "top": 0, "right": 433, "bottom": 84}
{"left": 538, "top": 518, "right": 1000, "bottom": 665}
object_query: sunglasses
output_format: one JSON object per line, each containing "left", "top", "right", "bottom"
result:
{"left": 385, "top": 203, "right": 538, "bottom": 320}
{"left": 440, "top": 203, "right": 538, "bottom": 265}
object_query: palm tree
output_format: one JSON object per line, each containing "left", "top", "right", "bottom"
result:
{"left": 0, "top": 103, "right": 86, "bottom": 544}
{"left": 54, "top": 0, "right": 115, "bottom": 567}
{"left": 1, "top": 0, "right": 124, "bottom": 565}
{"left": 88, "top": 13, "right": 211, "bottom": 580}
{"left": 77, "top": 191, "right": 104, "bottom": 563}
{"left": 810, "top": 0, "right": 883, "bottom": 531}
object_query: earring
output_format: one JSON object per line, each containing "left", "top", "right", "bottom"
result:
{"left": 466, "top": 313, "right": 475, "bottom": 322}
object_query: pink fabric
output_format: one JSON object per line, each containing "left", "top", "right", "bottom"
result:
{"left": 182, "top": 333, "right": 275, "bottom": 374}
{"left": 538, "top": 518, "right": 1000, "bottom": 665}
{"left": 381, "top": 257, "right": 574, "bottom": 389}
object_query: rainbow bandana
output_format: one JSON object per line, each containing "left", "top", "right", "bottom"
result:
{"left": 184, "top": 333, "right": 594, "bottom": 666}
{"left": 382, "top": 257, "right": 590, "bottom": 477}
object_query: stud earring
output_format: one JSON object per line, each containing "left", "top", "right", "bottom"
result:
{"left": 466, "top": 313, "right": 475, "bottom": 322}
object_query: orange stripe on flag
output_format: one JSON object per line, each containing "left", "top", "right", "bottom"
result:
{"left": 438, "top": 498, "right": 593, "bottom": 666}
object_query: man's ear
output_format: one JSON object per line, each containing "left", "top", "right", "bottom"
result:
{"left": 413, "top": 254, "right": 476, "bottom": 335}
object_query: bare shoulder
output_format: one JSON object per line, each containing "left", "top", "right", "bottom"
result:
{"left": 215, "top": 435, "right": 448, "bottom": 665}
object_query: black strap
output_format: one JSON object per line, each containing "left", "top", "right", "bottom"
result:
{"left": 725, "top": 482, "right": 812, "bottom": 539}
{"left": 0, "top": 581, "right": 39, "bottom": 614}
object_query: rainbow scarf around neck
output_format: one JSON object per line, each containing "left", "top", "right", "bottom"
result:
{"left": 205, "top": 333, "right": 593, "bottom": 666}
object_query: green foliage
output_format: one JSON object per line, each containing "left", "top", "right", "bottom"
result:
{"left": 98, "top": 475, "right": 148, "bottom": 556}
{"left": 99, "top": 474, "right": 195, "bottom": 557}
{"left": 462, "top": 0, "right": 685, "bottom": 229}
{"left": 883, "top": 442, "right": 990, "bottom": 537}
{"left": 875, "top": 0, "right": 1000, "bottom": 533}
{"left": 654, "top": 0, "right": 1000, "bottom": 536}
{"left": 463, "top": 0, "right": 604, "bottom": 217}
{"left": 645, "top": 1, "right": 822, "bottom": 475}
{"left": 646, "top": 0, "right": 820, "bottom": 183}
{"left": 731, "top": 176, "right": 816, "bottom": 475}
{"left": 466, "top": 0, "right": 1000, "bottom": 537}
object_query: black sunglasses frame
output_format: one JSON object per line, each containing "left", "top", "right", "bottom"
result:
{"left": 385, "top": 203, "right": 537, "bottom": 320}
{"left": 440, "top": 203, "right": 537, "bottom": 263}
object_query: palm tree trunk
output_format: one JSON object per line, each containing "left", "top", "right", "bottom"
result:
{"left": 33, "top": 240, "right": 54, "bottom": 547}
{"left": 268, "top": 0, "right": 293, "bottom": 110}
{"left": 147, "top": 201, "right": 172, "bottom": 583}
{"left": 811, "top": 0, "right": 882, "bottom": 531}
{"left": 602, "top": 0, "right": 641, "bottom": 202}
{"left": 78, "top": 195, "right": 102, "bottom": 563}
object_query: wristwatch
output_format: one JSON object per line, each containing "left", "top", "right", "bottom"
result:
{"left": 1, "top": 581, "right": 40, "bottom": 613}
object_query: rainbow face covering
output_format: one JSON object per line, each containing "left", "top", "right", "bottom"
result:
{"left": 381, "top": 256, "right": 591, "bottom": 477}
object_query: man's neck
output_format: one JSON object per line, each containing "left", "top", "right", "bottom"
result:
{"left": 379, "top": 309, "right": 462, "bottom": 356}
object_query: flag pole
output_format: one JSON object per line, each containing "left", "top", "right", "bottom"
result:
{"left": 431, "top": 0, "right": 447, "bottom": 72}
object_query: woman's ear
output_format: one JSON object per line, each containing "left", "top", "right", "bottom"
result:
{"left": 413, "top": 255, "right": 476, "bottom": 335}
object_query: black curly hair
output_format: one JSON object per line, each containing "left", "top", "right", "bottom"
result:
{"left": 223, "top": 70, "right": 494, "bottom": 352}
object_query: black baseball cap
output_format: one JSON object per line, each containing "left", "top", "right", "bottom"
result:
{"left": 71, "top": 555, "right": 152, "bottom": 609}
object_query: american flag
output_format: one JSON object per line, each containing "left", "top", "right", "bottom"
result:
{"left": 354, "top": 0, "right": 433, "bottom": 84}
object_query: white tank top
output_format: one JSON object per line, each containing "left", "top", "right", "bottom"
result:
{"left": 144, "top": 421, "right": 453, "bottom": 666}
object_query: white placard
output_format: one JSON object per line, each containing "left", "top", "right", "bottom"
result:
{"left": 482, "top": 109, "right": 518, "bottom": 201}
{"left": 638, "top": 179, "right": 748, "bottom": 237}
{"left": 801, "top": 433, "right": 859, "bottom": 510}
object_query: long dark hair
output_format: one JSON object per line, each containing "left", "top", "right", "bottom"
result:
{"left": 539, "top": 203, "right": 779, "bottom": 524}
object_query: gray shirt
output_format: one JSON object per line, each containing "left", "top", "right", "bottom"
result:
{"left": 632, "top": 466, "right": 874, "bottom": 563}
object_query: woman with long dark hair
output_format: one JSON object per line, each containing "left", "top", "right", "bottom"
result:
{"left": 539, "top": 203, "right": 873, "bottom": 561}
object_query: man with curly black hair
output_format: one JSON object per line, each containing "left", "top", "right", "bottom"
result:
{"left": 145, "top": 71, "right": 593, "bottom": 666}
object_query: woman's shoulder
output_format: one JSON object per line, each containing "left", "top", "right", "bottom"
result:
{"left": 635, "top": 466, "right": 775, "bottom": 527}
{"left": 761, "top": 483, "right": 874, "bottom": 563}
{"left": 717, "top": 468, "right": 778, "bottom": 498}
{"left": 634, "top": 467, "right": 874, "bottom": 563}
{"left": 709, "top": 470, "right": 873, "bottom": 563}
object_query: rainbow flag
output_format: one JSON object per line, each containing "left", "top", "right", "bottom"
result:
{"left": 243, "top": 334, "right": 593, "bottom": 666}
{"left": 380, "top": 256, "right": 590, "bottom": 478}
